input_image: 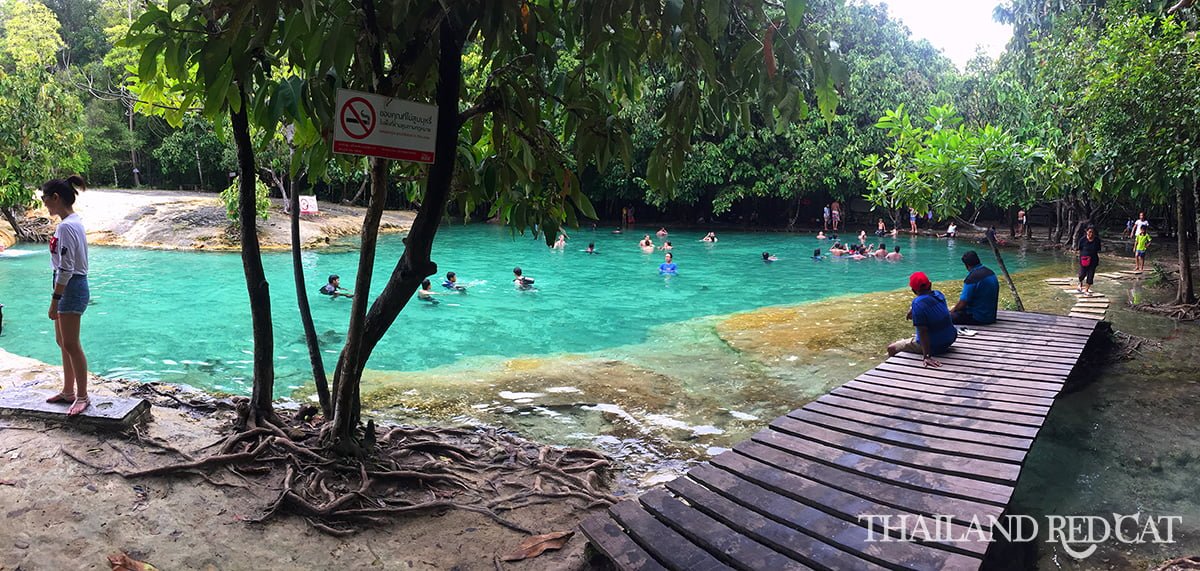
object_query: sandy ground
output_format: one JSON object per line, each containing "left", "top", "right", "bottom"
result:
{"left": 37, "top": 189, "right": 414, "bottom": 251}
{"left": 0, "top": 350, "right": 609, "bottom": 571}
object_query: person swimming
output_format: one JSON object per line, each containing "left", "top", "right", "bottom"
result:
{"left": 513, "top": 267, "right": 536, "bottom": 290}
{"left": 417, "top": 279, "right": 441, "bottom": 304}
{"left": 442, "top": 271, "right": 467, "bottom": 292}
{"left": 875, "top": 243, "right": 888, "bottom": 258}
{"left": 762, "top": 251, "right": 778, "bottom": 262}
{"left": 886, "top": 246, "right": 903, "bottom": 261}
{"left": 658, "top": 252, "right": 678, "bottom": 275}
{"left": 552, "top": 233, "right": 567, "bottom": 250}
{"left": 701, "top": 231, "right": 718, "bottom": 242}
{"left": 319, "top": 274, "right": 354, "bottom": 299}
{"left": 816, "top": 231, "right": 827, "bottom": 240}
{"left": 659, "top": 241, "right": 673, "bottom": 251}
{"left": 656, "top": 227, "right": 668, "bottom": 237}
{"left": 584, "top": 242, "right": 598, "bottom": 254}
{"left": 640, "top": 235, "right": 655, "bottom": 250}
{"left": 812, "top": 248, "right": 824, "bottom": 261}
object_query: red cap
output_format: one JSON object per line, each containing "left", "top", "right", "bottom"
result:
{"left": 909, "top": 271, "right": 931, "bottom": 291}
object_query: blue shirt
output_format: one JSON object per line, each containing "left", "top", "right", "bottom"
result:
{"left": 960, "top": 264, "right": 999, "bottom": 324}
{"left": 658, "top": 262, "right": 677, "bottom": 274}
{"left": 911, "top": 290, "right": 957, "bottom": 354}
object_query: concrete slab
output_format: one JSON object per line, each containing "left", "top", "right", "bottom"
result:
{"left": 0, "top": 390, "right": 150, "bottom": 430}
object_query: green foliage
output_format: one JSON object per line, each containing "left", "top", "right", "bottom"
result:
{"left": 0, "top": 0, "right": 65, "bottom": 71}
{"left": 861, "top": 103, "right": 1058, "bottom": 219}
{"left": 220, "top": 176, "right": 269, "bottom": 223}
{"left": 0, "top": 69, "right": 89, "bottom": 207}
{"left": 152, "top": 114, "right": 236, "bottom": 190}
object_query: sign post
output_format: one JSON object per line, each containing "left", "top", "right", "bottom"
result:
{"left": 332, "top": 89, "right": 438, "bottom": 163}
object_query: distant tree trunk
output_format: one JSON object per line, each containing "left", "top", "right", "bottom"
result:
{"left": 289, "top": 169, "right": 331, "bottom": 417}
{"left": 1176, "top": 180, "right": 1197, "bottom": 305}
{"left": 987, "top": 232, "right": 1025, "bottom": 311}
{"left": 1, "top": 207, "right": 32, "bottom": 241}
{"left": 230, "top": 85, "right": 277, "bottom": 425}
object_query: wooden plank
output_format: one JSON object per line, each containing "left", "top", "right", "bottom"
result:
{"left": 969, "top": 328, "right": 1090, "bottom": 348}
{"left": 609, "top": 500, "right": 732, "bottom": 571}
{"left": 897, "top": 350, "right": 1079, "bottom": 374}
{"left": 805, "top": 399, "right": 1037, "bottom": 445}
{"left": 831, "top": 387, "right": 1046, "bottom": 429}
{"left": 996, "top": 311, "right": 1101, "bottom": 330}
{"left": 1068, "top": 312, "right": 1105, "bottom": 320}
{"left": 947, "top": 339, "right": 1083, "bottom": 364}
{"left": 940, "top": 338, "right": 1084, "bottom": 364}
{"left": 844, "top": 379, "right": 1051, "bottom": 419}
{"left": 971, "top": 321, "right": 1095, "bottom": 340}
{"left": 750, "top": 429, "right": 1015, "bottom": 505}
{"left": 689, "top": 463, "right": 986, "bottom": 569}
{"left": 879, "top": 358, "right": 1068, "bottom": 386}
{"left": 996, "top": 311, "right": 1102, "bottom": 330}
{"left": 708, "top": 453, "right": 993, "bottom": 559}
{"left": 665, "top": 476, "right": 882, "bottom": 570}
{"left": 579, "top": 512, "right": 669, "bottom": 571}
{"left": 765, "top": 418, "right": 1023, "bottom": 483}
{"left": 855, "top": 372, "right": 1057, "bottom": 407}
{"left": 639, "top": 489, "right": 811, "bottom": 571}
{"left": 730, "top": 441, "right": 1005, "bottom": 525}
{"left": 871, "top": 363, "right": 1065, "bottom": 394}
{"left": 1069, "top": 306, "right": 1108, "bottom": 315}
{"left": 775, "top": 413, "right": 1028, "bottom": 464}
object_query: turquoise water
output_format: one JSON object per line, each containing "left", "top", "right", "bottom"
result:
{"left": 0, "top": 226, "right": 1048, "bottom": 395}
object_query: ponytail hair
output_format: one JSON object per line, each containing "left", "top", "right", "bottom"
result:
{"left": 42, "top": 175, "right": 87, "bottom": 206}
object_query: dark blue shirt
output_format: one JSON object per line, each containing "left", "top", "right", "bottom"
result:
{"left": 960, "top": 264, "right": 999, "bottom": 324}
{"left": 912, "top": 290, "right": 957, "bottom": 354}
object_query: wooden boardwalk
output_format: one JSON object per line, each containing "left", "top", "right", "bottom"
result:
{"left": 581, "top": 310, "right": 1104, "bottom": 571}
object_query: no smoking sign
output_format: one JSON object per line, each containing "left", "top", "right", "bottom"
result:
{"left": 332, "top": 89, "right": 437, "bottom": 164}
{"left": 339, "top": 97, "right": 375, "bottom": 140}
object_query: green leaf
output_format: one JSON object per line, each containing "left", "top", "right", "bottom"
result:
{"left": 138, "top": 37, "right": 166, "bottom": 81}
{"left": 786, "top": 0, "right": 807, "bottom": 30}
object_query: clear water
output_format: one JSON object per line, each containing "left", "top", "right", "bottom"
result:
{"left": 0, "top": 225, "right": 1049, "bottom": 395}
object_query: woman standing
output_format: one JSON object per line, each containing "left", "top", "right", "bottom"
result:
{"left": 1078, "top": 225, "right": 1102, "bottom": 296}
{"left": 42, "top": 176, "right": 92, "bottom": 416}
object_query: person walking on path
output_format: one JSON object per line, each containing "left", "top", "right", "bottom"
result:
{"left": 41, "top": 175, "right": 93, "bottom": 417}
{"left": 1078, "top": 225, "right": 1102, "bottom": 296}
{"left": 1134, "top": 227, "right": 1151, "bottom": 272}
{"left": 830, "top": 200, "right": 841, "bottom": 231}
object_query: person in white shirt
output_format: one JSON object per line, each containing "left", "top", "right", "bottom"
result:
{"left": 41, "top": 175, "right": 93, "bottom": 417}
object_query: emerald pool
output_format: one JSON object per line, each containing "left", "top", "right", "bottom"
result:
{"left": 0, "top": 225, "right": 1048, "bottom": 395}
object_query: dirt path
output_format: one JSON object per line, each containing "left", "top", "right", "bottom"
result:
{"left": 54, "top": 189, "right": 414, "bottom": 251}
{"left": 0, "top": 350, "right": 606, "bottom": 570}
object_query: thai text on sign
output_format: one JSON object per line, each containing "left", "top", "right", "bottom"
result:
{"left": 332, "top": 89, "right": 438, "bottom": 163}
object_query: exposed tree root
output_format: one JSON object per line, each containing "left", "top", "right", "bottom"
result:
{"left": 1109, "top": 330, "right": 1163, "bottom": 362}
{"left": 60, "top": 420, "right": 615, "bottom": 538}
{"left": 1130, "top": 302, "right": 1200, "bottom": 321}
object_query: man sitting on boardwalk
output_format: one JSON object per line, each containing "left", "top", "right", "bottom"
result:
{"left": 887, "top": 271, "right": 957, "bottom": 367}
{"left": 949, "top": 250, "right": 999, "bottom": 325}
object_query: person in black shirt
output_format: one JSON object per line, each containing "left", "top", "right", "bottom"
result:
{"left": 1077, "top": 225, "right": 1102, "bottom": 295}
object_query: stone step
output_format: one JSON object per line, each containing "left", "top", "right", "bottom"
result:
{"left": 0, "top": 390, "right": 150, "bottom": 430}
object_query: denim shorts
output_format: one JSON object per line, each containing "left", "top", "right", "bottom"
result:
{"left": 55, "top": 274, "right": 90, "bottom": 314}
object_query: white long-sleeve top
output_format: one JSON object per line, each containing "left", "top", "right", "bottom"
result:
{"left": 50, "top": 213, "right": 88, "bottom": 286}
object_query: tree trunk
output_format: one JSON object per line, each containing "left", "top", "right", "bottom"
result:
{"left": 326, "top": 16, "right": 465, "bottom": 455}
{"left": 986, "top": 232, "right": 1025, "bottom": 311}
{"left": 1176, "top": 180, "right": 1197, "bottom": 305}
{"left": 290, "top": 169, "right": 331, "bottom": 417}
{"left": 230, "top": 86, "right": 277, "bottom": 425}
{"left": 1, "top": 207, "right": 33, "bottom": 241}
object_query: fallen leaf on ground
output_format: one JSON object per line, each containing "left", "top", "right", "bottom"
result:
{"left": 501, "top": 530, "right": 574, "bottom": 561}
{"left": 108, "top": 552, "right": 158, "bottom": 571}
